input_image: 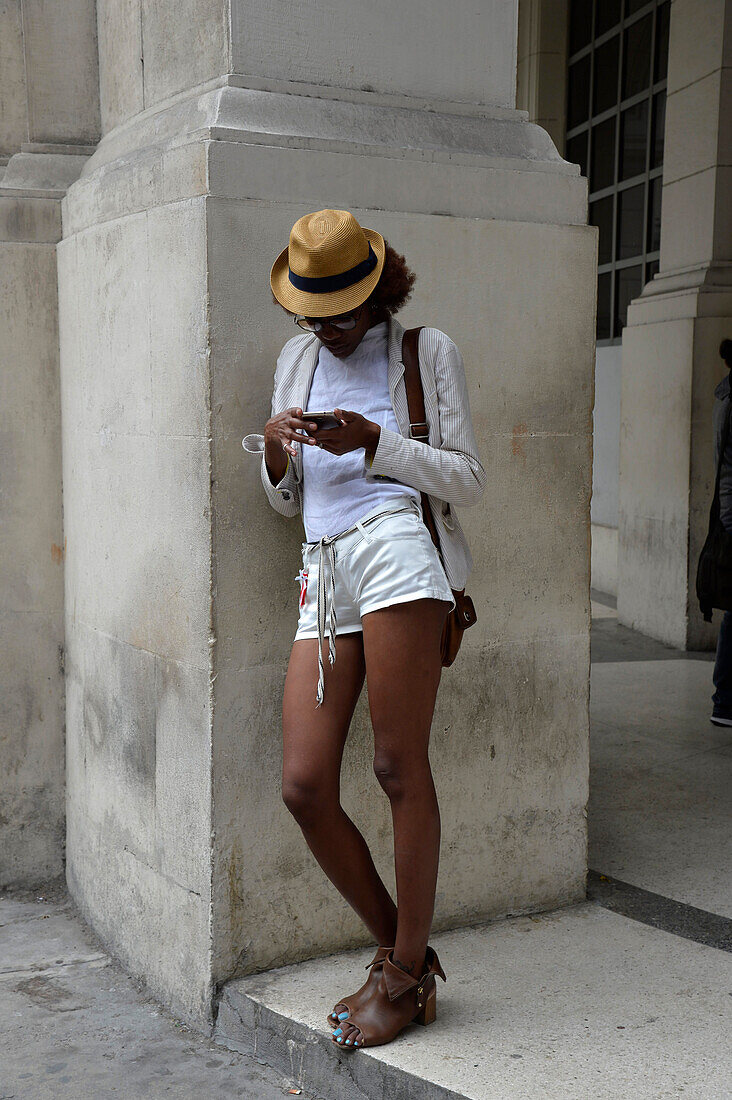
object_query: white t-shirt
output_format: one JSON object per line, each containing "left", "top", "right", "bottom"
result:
{"left": 301, "top": 320, "right": 420, "bottom": 540}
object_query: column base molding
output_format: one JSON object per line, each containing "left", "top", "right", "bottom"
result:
{"left": 0, "top": 145, "right": 95, "bottom": 200}
{"left": 628, "top": 263, "right": 732, "bottom": 325}
{"left": 63, "top": 80, "right": 588, "bottom": 236}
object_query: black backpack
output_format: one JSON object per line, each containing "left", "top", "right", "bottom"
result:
{"left": 696, "top": 399, "right": 732, "bottom": 622}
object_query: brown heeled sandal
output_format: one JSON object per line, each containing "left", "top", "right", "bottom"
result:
{"left": 327, "top": 945, "right": 392, "bottom": 1028}
{"left": 331, "top": 946, "right": 446, "bottom": 1049}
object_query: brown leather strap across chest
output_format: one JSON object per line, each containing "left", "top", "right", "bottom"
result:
{"left": 402, "top": 326, "right": 430, "bottom": 442}
{"left": 401, "top": 326, "right": 478, "bottom": 666}
{"left": 401, "top": 326, "right": 441, "bottom": 552}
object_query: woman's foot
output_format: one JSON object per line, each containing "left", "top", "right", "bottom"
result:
{"left": 327, "top": 945, "right": 392, "bottom": 1028}
{"left": 331, "top": 947, "right": 446, "bottom": 1049}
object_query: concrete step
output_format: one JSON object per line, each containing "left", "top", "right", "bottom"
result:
{"left": 213, "top": 900, "right": 732, "bottom": 1100}
{"left": 215, "top": 987, "right": 463, "bottom": 1100}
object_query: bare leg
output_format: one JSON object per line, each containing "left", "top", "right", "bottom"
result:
{"left": 281, "top": 635, "right": 398, "bottom": 945}
{"left": 333, "top": 598, "right": 448, "bottom": 1048}
{"left": 363, "top": 598, "right": 448, "bottom": 977}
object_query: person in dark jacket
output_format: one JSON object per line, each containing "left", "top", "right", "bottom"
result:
{"left": 711, "top": 337, "right": 732, "bottom": 725}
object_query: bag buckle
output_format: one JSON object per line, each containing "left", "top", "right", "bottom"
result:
{"left": 409, "top": 421, "right": 429, "bottom": 440}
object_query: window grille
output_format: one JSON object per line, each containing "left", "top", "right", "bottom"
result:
{"left": 566, "top": 0, "right": 670, "bottom": 342}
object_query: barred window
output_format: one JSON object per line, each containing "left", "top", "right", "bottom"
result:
{"left": 566, "top": 0, "right": 670, "bottom": 342}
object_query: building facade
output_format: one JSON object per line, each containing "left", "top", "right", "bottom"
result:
{"left": 2, "top": 0, "right": 599, "bottom": 1025}
{"left": 519, "top": 0, "right": 732, "bottom": 649}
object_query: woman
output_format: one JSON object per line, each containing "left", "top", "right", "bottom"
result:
{"left": 261, "top": 209, "right": 485, "bottom": 1050}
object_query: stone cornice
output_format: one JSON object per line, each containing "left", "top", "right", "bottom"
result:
{"left": 627, "top": 263, "right": 732, "bottom": 324}
{"left": 1, "top": 147, "right": 94, "bottom": 197}
{"left": 79, "top": 79, "right": 578, "bottom": 180}
{"left": 62, "top": 79, "right": 589, "bottom": 235}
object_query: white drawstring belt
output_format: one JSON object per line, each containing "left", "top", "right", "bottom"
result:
{"left": 315, "top": 534, "right": 338, "bottom": 707}
{"left": 307, "top": 497, "right": 422, "bottom": 707}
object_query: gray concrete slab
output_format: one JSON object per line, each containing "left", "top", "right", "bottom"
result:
{"left": 586, "top": 871, "right": 732, "bottom": 952}
{"left": 2, "top": 577, "right": 730, "bottom": 1100}
{"left": 590, "top": 658, "right": 732, "bottom": 917}
{"left": 216, "top": 902, "right": 732, "bottom": 1100}
{"left": 590, "top": 598, "right": 617, "bottom": 620}
{"left": 591, "top": 617, "right": 714, "bottom": 664}
{"left": 0, "top": 886, "right": 319, "bottom": 1100}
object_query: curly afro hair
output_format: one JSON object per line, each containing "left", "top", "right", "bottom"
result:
{"left": 364, "top": 241, "right": 416, "bottom": 315}
{"left": 271, "top": 239, "right": 416, "bottom": 317}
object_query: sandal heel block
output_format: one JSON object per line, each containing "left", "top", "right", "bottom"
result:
{"left": 413, "top": 984, "right": 436, "bottom": 1026}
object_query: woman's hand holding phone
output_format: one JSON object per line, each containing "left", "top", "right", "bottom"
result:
{"left": 263, "top": 407, "right": 320, "bottom": 485}
{"left": 264, "top": 407, "right": 321, "bottom": 459}
{"left": 263, "top": 408, "right": 381, "bottom": 481}
{"left": 303, "top": 411, "right": 343, "bottom": 431}
{"left": 308, "top": 408, "right": 381, "bottom": 459}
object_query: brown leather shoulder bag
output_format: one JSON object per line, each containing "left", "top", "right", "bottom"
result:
{"left": 401, "top": 327, "right": 477, "bottom": 666}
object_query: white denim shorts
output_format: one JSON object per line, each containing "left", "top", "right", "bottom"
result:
{"left": 294, "top": 494, "right": 455, "bottom": 705}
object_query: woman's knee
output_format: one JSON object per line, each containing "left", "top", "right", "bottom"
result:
{"left": 372, "top": 749, "right": 431, "bottom": 802}
{"left": 281, "top": 769, "right": 337, "bottom": 825}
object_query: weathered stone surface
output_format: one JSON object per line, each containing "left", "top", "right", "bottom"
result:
{"left": 1, "top": 150, "right": 91, "bottom": 193}
{"left": 229, "top": 0, "right": 518, "bottom": 109}
{"left": 0, "top": 1, "right": 27, "bottom": 156}
{"left": 0, "top": 0, "right": 99, "bottom": 892}
{"left": 618, "top": 0, "right": 732, "bottom": 647}
{"left": 216, "top": 905, "right": 732, "bottom": 1100}
{"left": 59, "top": 197, "right": 215, "bottom": 1021}
{"left": 0, "top": 236, "right": 65, "bottom": 887}
{"left": 95, "top": 0, "right": 228, "bottom": 135}
{"left": 0, "top": 194, "right": 60, "bottom": 241}
{"left": 19, "top": 0, "right": 100, "bottom": 145}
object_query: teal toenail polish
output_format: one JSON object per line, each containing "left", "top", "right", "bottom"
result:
{"left": 346, "top": 1039, "right": 352, "bottom": 1044}
{"left": 337, "top": 1037, "right": 342, "bottom": 1043}
{"left": 338, "top": 1011, "right": 349, "bottom": 1019}
{"left": 333, "top": 1028, "right": 342, "bottom": 1036}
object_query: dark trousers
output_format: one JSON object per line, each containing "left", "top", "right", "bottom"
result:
{"left": 712, "top": 608, "right": 732, "bottom": 713}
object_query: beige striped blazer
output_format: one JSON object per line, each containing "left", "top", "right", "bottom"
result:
{"left": 260, "top": 314, "right": 485, "bottom": 589}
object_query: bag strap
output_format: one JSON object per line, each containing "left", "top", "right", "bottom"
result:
{"left": 402, "top": 327, "right": 429, "bottom": 443}
{"left": 402, "top": 327, "right": 443, "bottom": 556}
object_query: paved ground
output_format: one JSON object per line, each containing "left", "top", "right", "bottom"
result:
{"left": 217, "top": 595, "right": 732, "bottom": 1099}
{"left": 1, "top": 596, "right": 730, "bottom": 1099}
{"left": 0, "top": 881, "right": 319, "bottom": 1099}
{"left": 589, "top": 605, "right": 731, "bottom": 919}
{"left": 221, "top": 898, "right": 731, "bottom": 1100}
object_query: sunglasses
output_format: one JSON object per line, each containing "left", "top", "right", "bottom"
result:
{"left": 293, "top": 304, "right": 365, "bottom": 332}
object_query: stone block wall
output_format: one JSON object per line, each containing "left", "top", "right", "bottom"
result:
{"left": 59, "top": 192, "right": 215, "bottom": 1020}
{"left": 0, "top": 200, "right": 65, "bottom": 885}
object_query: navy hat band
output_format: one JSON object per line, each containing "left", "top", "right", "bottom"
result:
{"left": 288, "top": 243, "right": 378, "bottom": 293}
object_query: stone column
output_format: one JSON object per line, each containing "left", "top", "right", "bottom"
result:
{"left": 618, "top": 0, "right": 732, "bottom": 648}
{"left": 0, "top": 0, "right": 99, "bottom": 886}
{"left": 60, "top": 0, "right": 596, "bottom": 1024}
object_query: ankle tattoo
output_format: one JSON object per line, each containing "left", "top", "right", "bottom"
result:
{"left": 392, "top": 955, "right": 420, "bottom": 978}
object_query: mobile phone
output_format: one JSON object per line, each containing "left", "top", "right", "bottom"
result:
{"left": 303, "top": 411, "right": 342, "bottom": 431}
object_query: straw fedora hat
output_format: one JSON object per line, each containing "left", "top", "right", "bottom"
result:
{"left": 270, "top": 209, "right": 386, "bottom": 317}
